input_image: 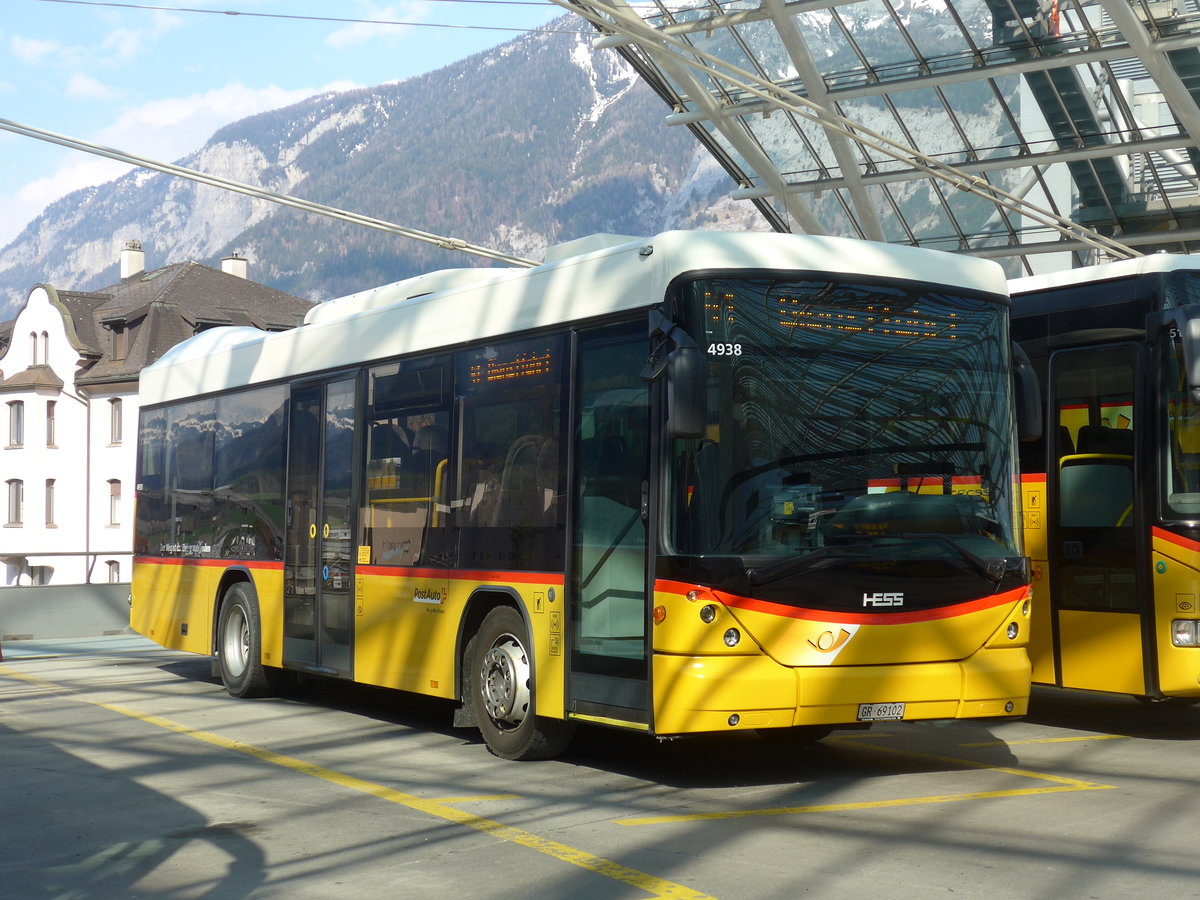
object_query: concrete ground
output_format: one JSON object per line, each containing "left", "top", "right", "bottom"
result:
{"left": 3, "top": 636, "right": 1199, "bottom": 899}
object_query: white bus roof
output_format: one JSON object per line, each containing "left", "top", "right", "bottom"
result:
{"left": 1010, "top": 253, "right": 1200, "bottom": 295}
{"left": 140, "top": 230, "right": 1007, "bottom": 407}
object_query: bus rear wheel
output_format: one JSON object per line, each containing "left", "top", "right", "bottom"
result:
{"left": 217, "top": 583, "right": 281, "bottom": 699}
{"left": 469, "top": 606, "right": 574, "bottom": 760}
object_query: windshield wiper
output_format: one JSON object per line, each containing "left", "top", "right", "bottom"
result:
{"left": 901, "top": 533, "right": 1009, "bottom": 587}
{"left": 746, "top": 542, "right": 871, "bottom": 587}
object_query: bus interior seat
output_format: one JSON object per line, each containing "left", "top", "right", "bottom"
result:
{"left": 371, "top": 421, "right": 412, "bottom": 460}
{"left": 491, "top": 434, "right": 549, "bottom": 527}
{"left": 1057, "top": 424, "right": 1075, "bottom": 456}
{"left": 411, "top": 425, "right": 449, "bottom": 490}
{"left": 412, "top": 424, "right": 447, "bottom": 460}
{"left": 536, "top": 437, "right": 562, "bottom": 521}
{"left": 1077, "top": 424, "right": 1133, "bottom": 456}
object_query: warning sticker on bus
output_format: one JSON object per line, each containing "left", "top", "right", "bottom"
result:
{"left": 857, "top": 702, "right": 905, "bottom": 721}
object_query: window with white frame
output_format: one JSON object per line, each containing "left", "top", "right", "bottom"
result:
{"left": 108, "top": 479, "right": 121, "bottom": 526}
{"left": 46, "top": 400, "right": 56, "bottom": 447}
{"left": 45, "top": 479, "right": 55, "bottom": 526}
{"left": 29, "top": 332, "right": 37, "bottom": 365}
{"left": 109, "top": 398, "right": 123, "bottom": 444}
{"left": 6, "top": 479, "right": 23, "bottom": 525}
{"left": 7, "top": 401, "right": 23, "bottom": 447}
{"left": 41, "top": 331, "right": 49, "bottom": 366}
{"left": 107, "top": 560, "right": 120, "bottom": 583}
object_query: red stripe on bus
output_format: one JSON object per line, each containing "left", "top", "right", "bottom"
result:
{"left": 655, "top": 578, "right": 1026, "bottom": 625}
{"left": 868, "top": 476, "right": 984, "bottom": 488}
{"left": 135, "top": 557, "right": 563, "bottom": 585}
{"left": 1021, "top": 473, "right": 1047, "bottom": 484}
{"left": 134, "top": 557, "right": 284, "bottom": 570}
{"left": 357, "top": 566, "right": 565, "bottom": 585}
{"left": 1153, "top": 526, "right": 1200, "bottom": 554}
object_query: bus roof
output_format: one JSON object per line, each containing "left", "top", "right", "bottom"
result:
{"left": 1009, "top": 254, "right": 1200, "bottom": 295}
{"left": 139, "top": 230, "right": 1007, "bottom": 407}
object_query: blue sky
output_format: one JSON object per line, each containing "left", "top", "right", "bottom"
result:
{"left": 0, "top": 0, "right": 577, "bottom": 246}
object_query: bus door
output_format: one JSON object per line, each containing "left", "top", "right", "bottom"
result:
{"left": 1047, "top": 345, "right": 1150, "bottom": 694}
{"left": 284, "top": 377, "right": 358, "bottom": 677}
{"left": 569, "top": 323, "right": 651, "bottom": 722}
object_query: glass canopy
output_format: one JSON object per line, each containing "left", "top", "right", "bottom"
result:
{"left": 562, "top": 0, "right": 1200, "bottom": 275}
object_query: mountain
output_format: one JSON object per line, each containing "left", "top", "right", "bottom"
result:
{"left": 0, "top": 1, "right": 1020, "bottom": 319}
{"left": 0, "top": 21, "right": 764, "bottom": 318}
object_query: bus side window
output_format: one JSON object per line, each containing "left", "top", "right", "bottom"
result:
{"left": 362, "top": 357, "right": 452, "bottom": 568}
{"left": 364, "top": 410, "right": 448, "bottom": 567}
{"left": 455, "top": 335, "right": 567, "bottom": 571}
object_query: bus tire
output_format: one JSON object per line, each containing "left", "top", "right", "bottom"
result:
{"left": 217, "top": 583, "right": 279, "bottom": 699}
{"left": 469, "top": 606, "right": 574, "bottom": 760}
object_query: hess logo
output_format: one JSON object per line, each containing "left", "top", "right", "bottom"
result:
{"left": 863, "top": 592, "right": 904, "bottom": 607}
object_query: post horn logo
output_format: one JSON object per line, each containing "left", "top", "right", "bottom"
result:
{"left": 808, "top": 628, "right": 853, "bottom": 653}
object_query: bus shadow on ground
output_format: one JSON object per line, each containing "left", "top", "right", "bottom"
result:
{"left": 1024, "top": 685, "right": 1200, "bottom": 740}
{"left": 155, "top": 657, "right": 1020, "bottom": 788}
{"left": 558, "top": 715, "right": 1021, "bottom": 786}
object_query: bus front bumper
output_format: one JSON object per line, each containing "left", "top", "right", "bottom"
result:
{"left": 650, "top": 646, "right": 1030, "bottom": 736}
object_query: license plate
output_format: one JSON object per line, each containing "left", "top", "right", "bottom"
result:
{"left": 857, "top": 702, "right": 905, "bottom": 721}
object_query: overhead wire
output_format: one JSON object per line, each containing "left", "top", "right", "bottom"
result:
{"left": 0, "top": 117, "right": 540, "bottom": 268}
{"left": 34, "top": 0, "right": 590, "bottom": 34}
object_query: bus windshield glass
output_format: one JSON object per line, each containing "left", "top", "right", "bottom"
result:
{"left": 670, "top": 276, "right": 1021, "bottom": 597}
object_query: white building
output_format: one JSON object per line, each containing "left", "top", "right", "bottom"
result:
{"left": 0, "top": 241, "right": 312, "bottom": 586}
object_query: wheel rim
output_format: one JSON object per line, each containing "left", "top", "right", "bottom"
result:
{"left": 222, "top": 606, "right": 249, "bottom": 678}
{"left": 479, "top": 633, "right": 530, "bottom": 728}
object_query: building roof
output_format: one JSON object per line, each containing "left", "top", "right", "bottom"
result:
{"left": 1, "top": 258, "right": 314, "bottom": 389}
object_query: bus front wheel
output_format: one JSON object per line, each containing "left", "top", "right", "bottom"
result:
{"left": 469, "top": 606, "right": 574, "bottom": 760}
{"left": 217, "top": 583, "right": 280, "bottom": 699}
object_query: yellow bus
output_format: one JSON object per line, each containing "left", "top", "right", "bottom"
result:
{"left": 1012, "top": 254, "right": 1200, "bottom": 699}
{"left": 132, "top": 230, "right": 1032, "bottom": 759}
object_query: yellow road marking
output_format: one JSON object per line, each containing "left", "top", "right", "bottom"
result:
{"left": 618, "top": 784, "right": 1108, "bottom": 825}
{"left": 618, "top": 737, "right": 1115, "bottom": 826}
{"left": 0, "top": 667, "right": 712, "bottom": 900}
{"left": 961, "top": 734, "right": 1128, "bottom": 748}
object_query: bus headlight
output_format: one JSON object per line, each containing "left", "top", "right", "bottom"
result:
{"left": 723, "top": 628, "right": 741, "bottom": 647}
{"left": 1007, "top": 622, "right": 1019, "bottom": 640}
{"left": 1172, "top": 620, "right": 1199, "bottom": 647}
{"left": 700, "top": 604, "right": 718, "bottom": 624}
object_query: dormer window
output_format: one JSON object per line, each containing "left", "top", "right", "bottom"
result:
{"left": 113, "top": 324, "right": 127, "bottom": 361}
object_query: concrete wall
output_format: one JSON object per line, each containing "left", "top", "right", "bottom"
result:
{"left": 0, "top": 583, "right": 132, "bottom": 640}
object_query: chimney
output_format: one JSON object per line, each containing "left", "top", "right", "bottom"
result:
{"left": 221, "top": 252, "right": 248, "bottom": 279}
{"left": 120, "top": 240, "right": 145, "bottom": 279}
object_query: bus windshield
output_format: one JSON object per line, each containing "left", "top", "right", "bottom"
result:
{"left": 669, "top": 276, "right": 1022, "bottom": 601}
